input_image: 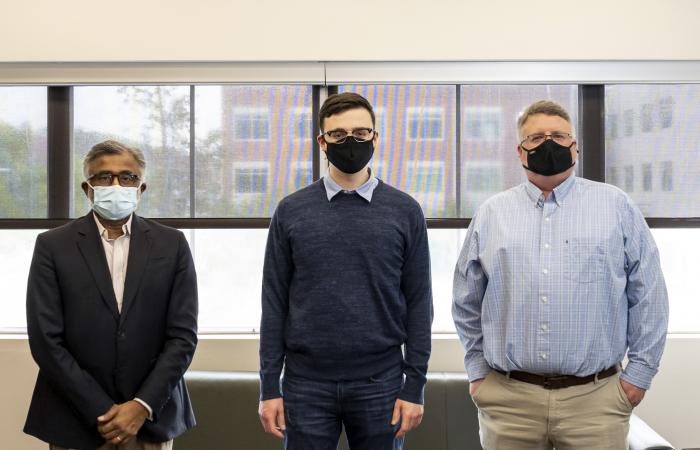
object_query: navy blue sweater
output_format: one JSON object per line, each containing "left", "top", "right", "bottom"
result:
{"left": 259, "top": 179, "right": 433, "bottom": 404}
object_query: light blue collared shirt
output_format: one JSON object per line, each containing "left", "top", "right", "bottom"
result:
{"left": 452, "top": 173, "right": 669, "bottom": 390}
{"left": 323, "top": 170, "right": 379, "bottom": 203}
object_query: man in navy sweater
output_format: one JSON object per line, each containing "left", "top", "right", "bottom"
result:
{"left": 258, "top": 92, "right": 433, "bottom": 450}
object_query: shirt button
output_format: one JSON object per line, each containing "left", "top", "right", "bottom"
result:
{"left": 540, "top": 353, "right": 548, "bottom": 360}
{"left": 542, "top": 268, "right": 549, "bottom": 274}
{"left": 544, "top": 243, "right": 550, "bottom": 249}
{"left": 541, "top": 324, "right": 549, "bottom": 331}
{"left": 541, "top": 296, "right": 548, "bottom": 303}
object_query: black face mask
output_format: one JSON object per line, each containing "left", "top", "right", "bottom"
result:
{"left": 522, "top": 139, "right": 575, "bottom": 176}
{"left": 325, "top": 138, "right": 374, "bottom": 174}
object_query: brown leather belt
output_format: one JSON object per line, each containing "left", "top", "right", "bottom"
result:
{"left": 494, "top": 365, "right": 618, "bottom": 390}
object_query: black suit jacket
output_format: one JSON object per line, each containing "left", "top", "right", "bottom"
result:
{"left": 24, "top": 213, "right": 198, "bottom": 449}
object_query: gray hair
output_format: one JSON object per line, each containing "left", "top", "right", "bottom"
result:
{"left": 83, "top": 140, "right": 146, "bottom": 180}
{"left": 517, "top": 100, "right": 575, "bottom": 140}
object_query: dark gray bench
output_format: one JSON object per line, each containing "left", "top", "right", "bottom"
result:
{"left": 177, "top": 371, "right": 674, "bottom": 450}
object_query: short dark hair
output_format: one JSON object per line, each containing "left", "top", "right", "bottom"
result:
{"left": 319, "top": 92, "right": 375, "bottom": 132}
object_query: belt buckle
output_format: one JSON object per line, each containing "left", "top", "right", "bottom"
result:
{"left": 542, "top": 375, "right": 568, "bottom": 390}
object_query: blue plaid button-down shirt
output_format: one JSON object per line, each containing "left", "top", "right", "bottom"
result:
{"left": 452, "top": 174, "right": 669, "bottom": 390}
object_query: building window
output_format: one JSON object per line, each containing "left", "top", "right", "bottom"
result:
{"left": 642, "top": 163, "right": 652, "bottom": 191}
{"left": 606, "top": 114, "right": 619, "bottom": 140}
{"left": 463, "top": 107, "right": 501, "bottom": 141}
{"left": 232, "top": 108, "right": 271, "bottom": 141}
{"left": 233, "top": 162, "right": 270, "bottom": 194}
{"left": 407, "top": 107, "right": 444, "bottom": 141}
{"left": 608, "top": 166, "right": 619, "bottom": 187}
{"left": 659, "top": 96, "right": 674, "bottom": 129}
{"left": 464, "top": 163, "right": 502, "bottom": 192}
{"left": 291, "top": 162, "right": 312, "bottom": 189}
{"left": 289, "top": 107, "right": 312, "bottom": 140}
{"left": 623, "top": 109, "right": 634, "bottom": 136}
{"left": 640, "top": 104, "right": 654, "bottom": 132}
{"left": 661, "top": 161, "right": 673, "bottom": 192}
{"left": 624, "top": 165, "right": 634, "bottom": 192}
{"left": 406, "top": 161, "right": 444, "bottom": 193}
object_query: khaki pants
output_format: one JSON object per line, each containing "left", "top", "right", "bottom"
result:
{"left": 471, "top": 371, "right": 634, "bottom": 450}
{"left": 50, "top": 439, "right": 173, "bottom": 450}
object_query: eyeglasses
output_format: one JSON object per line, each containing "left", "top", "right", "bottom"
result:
{"left": 520, "top": 132, "right": 574, "bottom": 149}
{"left": 322, "top": 128, "right": 375, "bottom": 144}
{"left": 87, "top": 171, "right": 141, "bottom": 187}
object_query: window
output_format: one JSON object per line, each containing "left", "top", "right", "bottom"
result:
{"left": 292, "top": 162, "right": 312, "bottom": 189}
{"left": 406, "top": 161, "right": 444, "bottom": 193}
{"left": 464, "top": 163, "right": 502, "bottom": 192}
{"left": 460, "top": 85, "right": 578, "bottom": 218}
{"left": 661, "top": 161, "right": 673, "bottom": 192}
{"left": 407, "top": 107, "right": 444, "bottom": 141}
{"left": 623, "top": 109, "right": 634, "bottom": 136}
{"left": 233, "top": 162, "right": 269, "bottom": 194}
{"left": 194, "top": 86, "right": 313, "bottom": 217}
{"left": 463, "top": 107, "right": 501, "bottom": 141}
{"left": 461, "top": 163, "right": 503, "bottom": 217}
{"left": 0, "top": 87, "right": 47, "bottom": 218}
{"left": 290, "top": 107, "right": 312, "bottom": 140}
{"left": 606, "top": 85, "right": 700, "bottom": 217}
{"left": 624, "top": 165, "right": 635, "bottom": 192}
{"left": 0, "top": 230, "right": 43, "bottom": 330}
{"left": 652, "top": 229, "right": 700, "bottom": 332}
{"left": 659, "top": 96, "right": 674, "bottom": 129}
{"left": 606, "top": 114, "right": 619, "bottom": 139}
{"left": 73, "top": 86, "right": 191, "bottom": 218}
{"left": 608, "top": 166, "right": 619, "bottom": 187}
{"left": 642, "top": 163, "right": 653, "bottom": 191}
{"left": 232, "top": 107, "right": 271, "bottom": 141}
{"left": 640, "top": 103, "right": 655, "bottom": 132}
{"left": 338, "top": 85, "right": 456, "bottom": 218}
{"left": 189, "top": 229, "right": 267, "bottom": 332}
{"left": 3, "top": 68, "right": 700, "bottom": 335}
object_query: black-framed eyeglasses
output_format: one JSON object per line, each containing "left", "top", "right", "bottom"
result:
{"left": 520, "top": 132, "right": 574, "bottom": 150}
{"left": 322, "top": 127, "right": 375, "bottom": 144}
{"left": 87, "top": 171, "right": 141, "bottom": 187}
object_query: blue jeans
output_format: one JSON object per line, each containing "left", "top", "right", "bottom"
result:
{"left": 282, "top": 365, "right": 405, "bottom": 450}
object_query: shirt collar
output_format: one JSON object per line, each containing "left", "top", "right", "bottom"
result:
{"left": 524, "top": 172, "right": 577, "bottom": 207}
{"left": 93, "top": 212, "right": 132, "bottom": 240}
{"left": 323, "top": 169, "right": 378, "bottom": 203}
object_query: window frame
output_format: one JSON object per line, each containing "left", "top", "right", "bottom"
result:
{"left": 3, "top": 63, "right": 700, "bottom": 335}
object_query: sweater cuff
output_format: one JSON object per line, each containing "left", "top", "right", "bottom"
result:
{"left": 260, "top": 373, "right": 282, "bottom": 400}
{"left": 465, "top": 354, "right": 492, "bottom": 382}
{"left": 621, "top": 361, "right": 658, "bottom": 390}
{"left": 398, "top": 374, "right": 426, "bottom": 405}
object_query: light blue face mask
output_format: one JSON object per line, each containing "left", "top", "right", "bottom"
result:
{"left": 89, "top": 184, "right": 141, "bottom": 221}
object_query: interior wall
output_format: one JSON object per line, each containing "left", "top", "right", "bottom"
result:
{"left": 1, "top": 0, "right": 700, "bottom": 62}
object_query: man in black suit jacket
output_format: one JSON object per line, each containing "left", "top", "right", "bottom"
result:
{"left": 25, "top": 140, "right": 198, "bottom": 450}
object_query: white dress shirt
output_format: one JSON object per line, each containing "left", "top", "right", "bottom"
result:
{"left": 93, "top": 213, "right": 154, "bottom": 419}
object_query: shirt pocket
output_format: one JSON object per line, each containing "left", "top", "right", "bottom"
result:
{"left": 564, "top": 239, "right": 605, "bottom": 283}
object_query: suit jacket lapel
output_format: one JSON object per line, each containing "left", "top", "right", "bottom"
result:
{"left": 76, "top": 213, "right": 120, "bottom": 321}
{"left": 120, "top": 215, "right": 151, "bottom": 324}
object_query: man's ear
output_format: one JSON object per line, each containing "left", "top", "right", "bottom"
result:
{"left": 81, "top": 181, "right": 91, "bottom": 199}
{"left": 140, "top": 183, "right": 147, "bottom": 194}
